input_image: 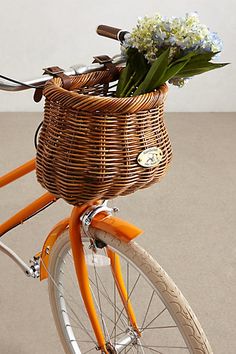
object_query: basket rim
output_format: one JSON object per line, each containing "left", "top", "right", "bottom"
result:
{"left": 43, "top": 70, "right": 168, "bottom": 114}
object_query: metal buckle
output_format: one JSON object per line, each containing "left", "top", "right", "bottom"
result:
{"left": 43, "top": 67, "right": 65, "bottom": 76}
{"left": 93, "top": 55, "right": 113, "bottom": 64}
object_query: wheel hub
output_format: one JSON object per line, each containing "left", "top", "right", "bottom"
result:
{"left": 105, "top": 328, "right": 138, "bottom": 353}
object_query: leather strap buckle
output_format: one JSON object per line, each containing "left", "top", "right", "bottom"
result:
{"left": 43, "top": 66, "right": 65, "bottom": 76}
{"left": 33, "top": 66, "right": 71, "bottom": 103}
{"left": 93, "top": 55, "right": 113, "bottom": 64}
{"left": 93, "top": 55, "right": 119, "bottom": 80}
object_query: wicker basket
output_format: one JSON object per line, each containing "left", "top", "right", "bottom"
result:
{"left": 36, "top": 70, "right": 173, "bottom": 205}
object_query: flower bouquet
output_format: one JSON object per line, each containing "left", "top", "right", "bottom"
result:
{"left": 116, "top": 12, "right": 228, "bottom": 97}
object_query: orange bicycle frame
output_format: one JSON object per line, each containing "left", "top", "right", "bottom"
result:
{"left": 0, "top": 158, "right": 143, "bottom": 351}
{"left": 0, "top": 159, "right": 56, "bottom": 237}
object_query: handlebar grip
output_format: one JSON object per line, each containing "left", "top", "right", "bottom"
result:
{"left": 97, "top": 25, "right": 129, "bottom": 42}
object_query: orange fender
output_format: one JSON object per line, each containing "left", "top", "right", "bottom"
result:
{"left": 91, "top": 211, "right": 143, "bottom": 243}
{"left": 40, "top": 218, "right": 69, "bottom": 281}
{"left": 40, "top": 212, "right": 143, "bottom": 281}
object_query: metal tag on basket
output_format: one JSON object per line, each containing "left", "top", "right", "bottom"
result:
{"left": 137, "top": 147, "right": 163, "bottom": 168}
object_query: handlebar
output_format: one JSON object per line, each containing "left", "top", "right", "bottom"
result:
{"left": 0, "top": 25, "right": 129, "bottom": 92}
{"left": 0, "top": 55, "right": 125, "bottom": 92}
{"left": 96, "top": 25, "right": 129, "bottom": 42}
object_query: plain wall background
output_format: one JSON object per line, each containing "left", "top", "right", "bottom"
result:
{"left": 0, "top": 0, "right": 235, "bottom": 112}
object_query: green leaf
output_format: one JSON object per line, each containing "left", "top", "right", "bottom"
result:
{"left": 170, "top": 51, "right": 197, "bottom": 65}
{"left": 128, "top": 50, "right": 149, "bottom": 91}
{"left": 189, "top": 51, "right": 220, "bottom": 63}
{"left": 157, "top": 59, "right": 190, "bottom": 86}
{"left": 133, "top": 48, "right": 170, "bottom": 96}
{"left": 174, "top": 52, "right": 225, "bottom": 75}
{"left": 116, "top": 63, "right": 133, "bottom": 97}
{"left": 175, "top": 62, "right": 229, "bottom": 78}
{"left": 116, "top": 48, "right": 149, "bottom": 97}
{"left": 176, "top": 51, "right": 219, "bottom": 64}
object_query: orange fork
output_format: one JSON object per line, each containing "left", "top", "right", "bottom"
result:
{"left": 69, "top": 206, "right": 109, "bottom": 353}
{"left": 69, "top": 205, "right": 141, "bottom": 352}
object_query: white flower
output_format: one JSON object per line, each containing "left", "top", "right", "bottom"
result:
{"left": 127, "top": 12, "right": 223, "bottom": 63}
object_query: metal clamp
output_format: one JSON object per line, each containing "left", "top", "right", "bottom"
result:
{"left": 81, "top": 201, "right": 119, "bottom": 234}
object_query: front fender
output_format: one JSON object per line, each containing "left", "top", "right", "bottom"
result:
{"left": 91, "top": 212, "right": 143, "bottom": 243}
{"left": 40, "top": 213, "right": 142, "bottom": 281}
{"left": 40, "top": 218, "right": 69, "bottom": 281}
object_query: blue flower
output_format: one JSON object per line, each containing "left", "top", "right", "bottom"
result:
{"left": 128, "top": 12, "right": 223, "bottom": 64}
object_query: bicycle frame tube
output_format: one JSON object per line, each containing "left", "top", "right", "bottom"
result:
{"left": 0, "top": 158, "right": 56, "bottom": 237}
{"left": 0, "top": 158, "right": 36, "bottom": 188}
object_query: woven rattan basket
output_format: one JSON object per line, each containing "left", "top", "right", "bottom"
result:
{"left": 36, "top": 70, "right": 173, "bottom": 205}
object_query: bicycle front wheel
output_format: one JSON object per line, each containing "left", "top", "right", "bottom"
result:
{"left": 47, "top": 228, "right": 212, "bottom": 354}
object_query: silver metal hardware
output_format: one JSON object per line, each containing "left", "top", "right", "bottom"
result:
{"left": 117, "top": 30, "right": 130, "bottom": 42}
{"left": 29, "top": 256, "right": 40, "bottom": 278}
{"left": 71, "top": 55, "right": 124, "bottom": 75}
{"left": 113, "top": 207, "right": 119, "bottom": 213}
{"left": 81, "top": 200, "right": 119, "bottom": 235}
{"left": 0, "top": 55, "right": 125, "bottom": 92}
{"left": 114, "top": 328, "right": 138, "bottom": 352}
{"left": 104, "top": 327, "right": 138, "bottom": 353}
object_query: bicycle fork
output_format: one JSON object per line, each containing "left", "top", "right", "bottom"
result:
{"left": 69, "top": 205, "right": 142, "bottom": 353}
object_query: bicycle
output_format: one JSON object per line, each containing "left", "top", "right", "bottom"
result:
{"left": 0, "top": 25, "right": 213, "bottom": 354}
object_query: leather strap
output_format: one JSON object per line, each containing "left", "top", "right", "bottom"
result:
{"left": 33, "top": 66, "right": 71, "bottom": 103}
{"left": 93, "top": 55, "right": 119, "bottom": 79}
{"left": 43, "top": 66, "right": 72, "bottom": 90}
{"left": 34, "top": 87, "right": 44, "bottom": 103}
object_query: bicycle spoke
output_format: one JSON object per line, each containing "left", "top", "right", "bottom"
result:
{"left": 57, "top": 253, "right": 88, "bottom": 309}
{"left": 141, "top": 289, "right": 155, "bottom": 329}
{"left": 111, "top": 332, "right": 127, "bottom": 343}
{"left": 60, "top": 301, "right": 95, "bottom": 342}
{"left": 141, "top": 307, "right": 167, "bottom": 332}
{"left": 58, "top": 280, "right": 83, "bottom": 308}
{"left": 110, "top": 273, "right": 141, "bottom": 338}
{"left": 88, "top": 274, "right": 128, "bottom": 332}
{"left": 59, "top": 248, "right": 129, "bottom": 343}
{"left": 137, "top": 346, "right": 164, "bottom": 354}
{"left": 137, "top": 343, "right": 189, "bottom": 351}
{"left": 136, "top": 339, "right": 145, "bottom": 354}
{"left": 47, "top": 234, "right": 205, "bottom": 354}
{"left": 83, "top": 346, "right": 97, "bottom": 354}
{"left": 41, "top": 257, "right": 96, "bottom": 344}
{"left": 92, "top": 256, "right": 110, "bottom": 342}
{"left": 120, "top": 345, "right": 133, "bottom": 354}
{"left": 88, "top": 260, "right": 128, "bottom": 326}
{"left": 127, "top": 262, "right": 130, "bottom": 327}
{"left": 58, "top": 247, "right": 127, "bottom": 336}
{"left": 89, "top": 285, "right": 125, "bottom": 336}
{"left": 140, "top": 325, "right": 178, "bottom": 330}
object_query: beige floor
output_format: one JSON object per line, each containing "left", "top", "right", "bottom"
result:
{"left": 0, "top": 112, "right": 235, "bottom": 354}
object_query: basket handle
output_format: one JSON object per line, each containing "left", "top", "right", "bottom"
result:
{"left": 97, "top": 25, "right": 129, "bottom": 42}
